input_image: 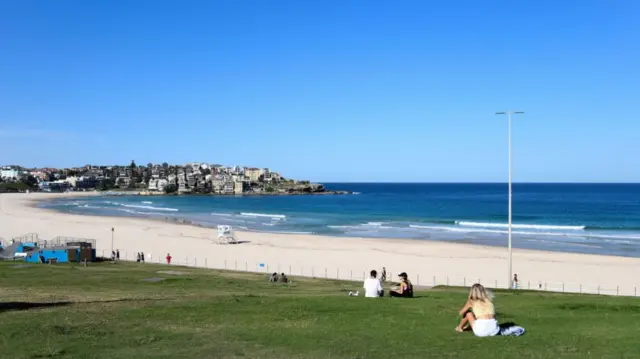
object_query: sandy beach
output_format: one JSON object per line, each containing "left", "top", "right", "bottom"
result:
{"left": 1, "top": 192, "right": 639, "bottom": 295}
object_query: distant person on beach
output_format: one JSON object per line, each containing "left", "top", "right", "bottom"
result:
{"left": 269, "top": 272, "right": 278, "bottom": 282}
{"left": 512, "top": 274, "right": 518, "bottom": 289}
{"left": 111, "top": 250, "right": 116, "bottom": 261}
{"left": 389, "top": 272, "right": 414, "bottom": 298}
{"left": 280, "top": 273, "right": 289, "bottom": 283}
{"left": 380, "top": 267, "right": 387, "bottom": 283}
{"left": 455, "top": 283, "right": 500, "bottom": 337}
{"left": 136, "top": 252, "right": 141, "bottom": 263}
{"left": 116, "top": 250, "right": 120, "bottom": 261}
{"left": 166, "top": 253, "right": 172, "bottom": 264}
{"left": 141, "top": 252, "right": 145, "bottom": 263}
{"left": 363, "top": 270, "right": 383, "bottom": 298}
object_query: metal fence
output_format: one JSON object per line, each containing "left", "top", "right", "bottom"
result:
{"left": 99, "top": 250, "right": 639, "bottom": 298}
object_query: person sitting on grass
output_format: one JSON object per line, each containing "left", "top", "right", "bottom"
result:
{"left": 455, "top": 283, "right": 500, "bottom": 337}
{"left": 269, "top": 272, "right": 278, "bottom": 282}
{"left": 363, "top": 269, "right": 383, "bottom": 297}
{"left": 280, "top": 273, "right": 289, "bottom": 283}
{"left": 389, "top": 272, "right": 413, "bottom": 298}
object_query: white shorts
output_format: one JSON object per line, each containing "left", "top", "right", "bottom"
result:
{"left": 473, "top": 319, "right": 500, "bottom": 337}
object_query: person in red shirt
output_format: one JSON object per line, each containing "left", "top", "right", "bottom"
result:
{"left": 166, "top": 253, "right": 172, "bottom": 264}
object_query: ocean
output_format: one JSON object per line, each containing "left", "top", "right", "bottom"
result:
{"left": 39, "top": 183, "right": 640, "bottom": 257}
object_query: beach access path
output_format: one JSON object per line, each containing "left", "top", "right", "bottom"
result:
{"left": 1, "top": 192, "right": 639, "bottom": 295}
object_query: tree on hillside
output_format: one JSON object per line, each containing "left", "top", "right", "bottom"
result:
{"left": 21, "top": 175, "right": 39, "bottom": 189}
{"left": 164, "top": 184, "right": 178, "bottom": 194}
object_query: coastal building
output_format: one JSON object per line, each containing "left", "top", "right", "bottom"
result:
{"left": 223, "top": 181, "right": 235, "bottom": 194}
{"left": 0, "top": 168, "right": 19, "bottom": 180}
{"left": 186, "top": 172, "right": 196, "bottom": 188}
{"left": 177, "top": 172, "right": 190, "bottom": 193}
{"left": 148, "top": 179, "right": 168, "bottom": 192}
{"left": 116, "top": 176, "right": 131, "bottom": 188}
{"left": 233, "top": 181, "right": 243, "bottom": 194}
{"left": 245, "top": 167, "right": 261, "bottom": 182}
{"left": 211, "top": 175, "right": 226, "bottom": 193}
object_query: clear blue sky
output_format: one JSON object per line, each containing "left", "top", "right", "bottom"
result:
{"left": 1, "top": 1, "right": 638, "bottom": 182}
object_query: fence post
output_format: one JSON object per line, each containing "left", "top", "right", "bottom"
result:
{"left": 325, "top": 268, "right": 327, "bottom": 278}
{"left": 579, "top": 284, "right": 582, "bottom": 293}
{"left": 205, "top": 258, "right": 208, "bottom": 268}
{"left": 635, "top": 286, "right": 637, "bottom": 297}
{"left": 463, "top": 277, "right": 466, "bottom": 287}
{"left": 195, "top": 258, "right": 197, "bottom": 267}
{"left": 433, "top": 276, "right": 436, "bottom": 286}
{"left": 350, "top": 270, "right": 352, "bottom": 280}
{"left": 417, "top": 274, "right": 419, "bottom": 286}
{"left": 446, "top": 276, "right": 449, "bottom": 286}
{"left": 224, "top": 260, "right": 227, "bottom": 269}
{"left": 245, "top": 262, "right": 248, "bottom": 271}
{"left": 495, "top": 279, "right": 498, "bottom": 288}
{"left": 337, "top": 269, "right": 339, "bottom": 280}
{"left": 562, "top": 282, "right": 565, "bottom": 292}
{"left": 289, "top": 265, "right": 291, "bottom": 275}
{"left": 478, "top": 278, "right": 481, "bottom": 285}
{"left": 617, "top": 286, "right": 619, "bottom": 296}
{"left": 544, "top": 282, "right": 547, "bottom": 291}
{"left": 235, "top": 260, "right": 237, "bottom": 270}
{"left": 597, "top": 285, "right": 600, "bottom": 294}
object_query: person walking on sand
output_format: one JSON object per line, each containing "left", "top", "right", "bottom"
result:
{"left": 166, "top": 253, "right": 172, "bottom": 265}
{"left": 116, "top": 249, "right": 120, "bottom": 261}
{"left": 380, "top": 267, "right": 387, "bottom": 283}
{"left": 512, "top": 274, "right": 519, "bottom": 289}
{"left": 141, "top": 252, "right": 145, "bottom": 263}
{"left": 136, "top": 252, "right": 141, "bottom": 263}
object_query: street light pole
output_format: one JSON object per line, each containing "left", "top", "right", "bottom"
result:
{"left": 495, "top": 110, "right": 524, "bottom": 288}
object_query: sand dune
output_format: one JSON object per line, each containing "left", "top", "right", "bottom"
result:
{"left": 1, "top": 192, "right": 639, "bottom": 296}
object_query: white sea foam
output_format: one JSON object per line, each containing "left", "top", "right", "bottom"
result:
{"left": 141, "top": 201, "right": 153, "bottom": 204}
{"left": 409, "top": 224, "right": 640, "bottom": 241}
{"left": 366, "top": 222, "right": 384, "bottom": 226}
{"left": 210, "top": 212, "right": 234, "bottom": 217}
{"left": 455, "top": 221, "right": 585, "bottom": 231}
{"left": 120, "top": 204, "right": 179, "bottom": 212}
{"left": 240, "top": 212, "right": 286, "bottom": 219}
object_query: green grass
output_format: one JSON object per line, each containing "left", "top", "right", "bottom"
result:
{"left": 1, "top": 261, "right": 639, "bottom": 359}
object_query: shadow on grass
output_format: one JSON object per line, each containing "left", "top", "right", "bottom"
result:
{"left": 0, "top": 297, "right": 173, "bottom": 314}
{"left": 0, "top": 301, "right": 72, "bottom": 313}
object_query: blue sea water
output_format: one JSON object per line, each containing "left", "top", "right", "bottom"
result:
{"left": 39, "top": 183, "right": 640, "bottom": 257}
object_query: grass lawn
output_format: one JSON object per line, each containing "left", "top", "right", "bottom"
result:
{"left": 1, "top": 261, "right": 639, "bottom": 359}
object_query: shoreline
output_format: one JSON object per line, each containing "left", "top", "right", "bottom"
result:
{"left": 33, "top": 193, "right": 640, "bottom": 259}
{"left": 3, "top": 192, "right": 640, "bottom": 295}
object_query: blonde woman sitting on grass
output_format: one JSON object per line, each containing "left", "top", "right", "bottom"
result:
{"left": 455, "top": 283, "right": 500, "bottom": 337}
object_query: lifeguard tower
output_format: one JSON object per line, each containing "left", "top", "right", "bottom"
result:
{"left": 216, "top": 225, "right": 237, "bottom": 244}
